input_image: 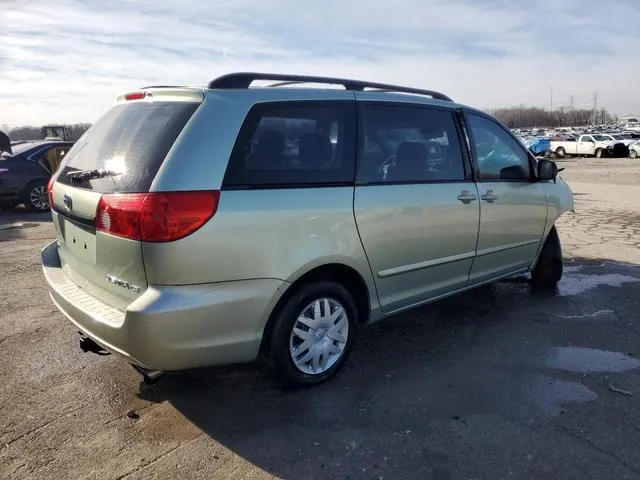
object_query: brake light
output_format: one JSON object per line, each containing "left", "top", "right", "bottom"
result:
{"left": 47, "top": 177, "right": 54, "bottom": 209}
{"left": 96, "top": 191, "right": 219, "bottom": 242}
{"left": 124, "top": 92, "right": 146, "bottom": 101}
{"left": 0, "top": 168, "right": 8, "bottom": 174}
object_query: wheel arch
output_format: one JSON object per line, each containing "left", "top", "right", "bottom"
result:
{"left": 259, "top": 261, "right": 373, "bottom": 357}
{"left": 531, "top": 224, "right": 561, "bottom": 270}
{"left": 20, "top": 176, "right": 50, "bottom": 197}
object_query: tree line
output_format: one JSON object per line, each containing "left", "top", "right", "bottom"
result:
{"left": 1, "top": 123, "right": 92, "bottom": 142}
{"left": 491, "top": 106, "right": 615, "bottom": 128}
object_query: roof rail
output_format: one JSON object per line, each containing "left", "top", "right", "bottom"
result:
{"left": 207, "top": 72, "right": 453, "bottom": 102}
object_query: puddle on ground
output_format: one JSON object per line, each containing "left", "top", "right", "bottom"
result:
{"left": 523, "top": 375, "right": 598, "bottom": 417}
{"left": 563, "top": 265, "right": 586, "bottom": 274}
{"left": 556, "top": 309, "right": 615, "bottom": 320}
{"left": 545, "top": 347, "right": 640, "bottom": 373}
{"left": 558, "top": 268, "right": 639, "bottom": 296}
{"left": 0, "top": 222, "right": 39, "bottom": 230}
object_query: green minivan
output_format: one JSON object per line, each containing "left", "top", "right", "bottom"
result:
{"left": 42, "top": 73, "right": 574, "bottom": 387}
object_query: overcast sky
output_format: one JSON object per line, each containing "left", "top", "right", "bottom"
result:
{"left": 1, "top": 0, "right": 638, "bottom": 126}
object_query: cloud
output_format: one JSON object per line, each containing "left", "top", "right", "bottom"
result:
{"left": 1, "top": 0, "right": 639, "bottom": 125}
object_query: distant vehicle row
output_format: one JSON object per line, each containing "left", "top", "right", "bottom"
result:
{"left": 550, "top": 134, "right": 622, "bottom": 158}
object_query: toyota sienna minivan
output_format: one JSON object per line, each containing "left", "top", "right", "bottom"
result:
{"left": 42, "top": 72, "right": 574, "bottom": 387}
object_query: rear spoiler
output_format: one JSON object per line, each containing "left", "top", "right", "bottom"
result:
{"left": 0, "top": 131, "right": 11, "bottom": 155}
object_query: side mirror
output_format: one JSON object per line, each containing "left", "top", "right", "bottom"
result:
{"left": 538, "top": 159, "right": 558, "bottom": 181}
{"left": 500, "top": 165, "right": 528, "bottom": 180}
{"left": 0, "top": 131, "right": 11, "bottom": 155}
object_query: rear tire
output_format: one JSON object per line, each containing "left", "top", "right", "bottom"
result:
{"left": 22, "top": 181, "right": 49, "bottom": 211}
{"left": 630, "top": 150, "right": 638, "bottom": 159}
{"left": 531, "top": 227, "right": 563, "bottom": 288}
{"left": 555, "top": 147, "right": 566, "bottom": 157}
{"left": 267, "top": 280, "right": 357, "bottom": 388}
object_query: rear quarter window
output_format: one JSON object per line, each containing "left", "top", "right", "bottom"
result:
{"left": 222, "top": 101, "right": 356, "bottom": 188}
{"left": 56, "top": 102, "right": 199, "bottom": 193}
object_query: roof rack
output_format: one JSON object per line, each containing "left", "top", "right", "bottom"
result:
{"left": 207, "top": 72, "right": 453, "bottom": 102}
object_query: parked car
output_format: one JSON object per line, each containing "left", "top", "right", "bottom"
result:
{"left": 629, "top": 140, "right": 640, "bottom": 159}
{"left": 42, "top": 73, "right": 574, "bottom": 387}
{"left": 550, "top": 134, "right": 614, "bottom": 158}
{"left": 600, "top": 133, "right": 635, "bottom": 147}
{"left": 623, "top": 120, "right": 640, "bottom": 132}
{"left": 0, "top": 140, "right": 74, "bottom": 210}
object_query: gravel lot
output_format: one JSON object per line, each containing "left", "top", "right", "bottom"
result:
{"left": 1, "top": 159, "right": 639, "bottom": 480}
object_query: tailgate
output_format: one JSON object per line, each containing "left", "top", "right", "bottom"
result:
{"left": 50, "top": 184, "right": 147, "bottom": 311}
{"left": 48, "top": 94, "right": 201, "bottom": 310}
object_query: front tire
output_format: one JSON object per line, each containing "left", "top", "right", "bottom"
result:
{"left": 23, "top": 181, "right": 49, "bottom": 211}
{"left": 268, "top": 280, "right": 357, "bottom": 388}
{"left": 532, "top": 227, "right": 563, "bottom": 288}
{"left": 630, "top": 150, "right": 638, "bottom": 159}
{"left": 595, "top": 148, "right": 604, "bottom": 159}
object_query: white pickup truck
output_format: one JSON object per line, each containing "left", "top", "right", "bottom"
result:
{"left": 550, "top": 134, "right": 614, "bottom": 158}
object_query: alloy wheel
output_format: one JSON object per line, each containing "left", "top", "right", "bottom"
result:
{"left": 29, "top": 185, "right": 49, "bottom": 211}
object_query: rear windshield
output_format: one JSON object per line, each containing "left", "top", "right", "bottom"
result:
{"left": 1, "top": 143, "right": 36, "bottom": 158}
{"left": 56, "top": 101, "right": 199, "bottom": 193}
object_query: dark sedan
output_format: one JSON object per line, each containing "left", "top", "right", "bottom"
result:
{"left": 0, "top": 140, "right": 74, "bottom": 211}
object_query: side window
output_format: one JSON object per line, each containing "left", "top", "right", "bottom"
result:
{"left": 581, "top": 135, "right": 594, "bottom": 142}
{"left": 51, "top": 147, "right": 68, "bottom": 172}
{"left": 223, "top": 102, "right": 355, "bottom": 187}
{"left": 357, "top": 105, "right": 466, "bottom": 183}
{"left": 467, "top": 113, "right": 531, "bottom": 181}
{"left": 27, "top": 147, "right": 51, "bottom": 163}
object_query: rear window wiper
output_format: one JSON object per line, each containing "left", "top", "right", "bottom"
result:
{"left": 66, "top": 168, "right": 121, "bottom": 183}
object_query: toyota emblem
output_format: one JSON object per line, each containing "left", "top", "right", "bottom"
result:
{"left": 63, "top": 193, "right": 73, "bottom": 211}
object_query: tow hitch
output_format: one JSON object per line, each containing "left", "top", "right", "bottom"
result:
{"left": 79, "top": 334, "right": 110, "bottom": 356}
{"left": 77, "top": 332, "right": 164, "bottom": 384}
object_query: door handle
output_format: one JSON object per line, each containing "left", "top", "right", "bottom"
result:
{"left": 457, "top": 190, "right": 477, "bottom": 204}
{"left": 481, "top": 190, "right": 500, "bottom": 203}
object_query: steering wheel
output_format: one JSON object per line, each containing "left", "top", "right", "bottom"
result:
{"left": 426, "top": 163, "right": 446, "bottom": 177}
{"left": 425, "top": 141, "right": 444, "bottom": 158}
{"left": 483, "top": 149, "right": 498, "bottom": 163}
{"left": 377, "top": 154, "right": 397, "bottom": 180}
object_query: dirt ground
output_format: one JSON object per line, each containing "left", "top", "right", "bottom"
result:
{"left": 1, "top": 159, "right": 639, "bottom": 480}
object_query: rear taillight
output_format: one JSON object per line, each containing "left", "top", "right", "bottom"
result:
{"left": 96, "top": 191, "right": 219, "bottom": 242}
{"left": 47, "top": 178, "right": 54, "bottom": 209}
{"left": 0, "top": 168, "right": 9, "bottom": 174}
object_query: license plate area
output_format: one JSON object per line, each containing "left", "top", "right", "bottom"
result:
{"left": 60, "top": 218, "right": 96, "bottom": 264}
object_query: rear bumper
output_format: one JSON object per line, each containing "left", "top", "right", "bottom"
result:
{"left": 41, "top": 241, "right": 287, "bottom": 371}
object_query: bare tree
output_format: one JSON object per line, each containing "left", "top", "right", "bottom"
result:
{"left": 6, "top": 123, "right": 92, "bottom": 142}
{"left": 491, "top": 106, "right": 613, "bottom": 128}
